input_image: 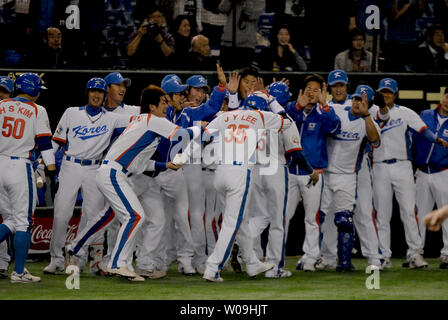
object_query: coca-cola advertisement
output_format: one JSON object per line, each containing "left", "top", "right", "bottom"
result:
{"left": 29, "top": 207, "right": 81, "bottom": 254}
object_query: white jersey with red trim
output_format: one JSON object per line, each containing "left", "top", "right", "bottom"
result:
{"left": 326, "top": 106, "right": 380, "bottom": 174}
{"left": 105, "top": 113, "right": 179, "bottom": 174}
{"left": 206, "top": 109, "right": 288, "bottom": 165}
{"left": 52, "top": 106, "right": 131, "bottom": 160}
{"left": 0, "top": 98, "right": 52, "bottom": 158}
{"left": 110, "top": 104, "right": 141, "bottom": 116}
{"left": 372, "top": 104, "right": 426, "bottom": 162}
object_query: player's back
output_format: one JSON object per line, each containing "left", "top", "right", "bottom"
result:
{"left": 0, "top": 98, "right": 50, "bottom": 158}
{"left": 207, "top": 109, "right": 285, "bottom": 165}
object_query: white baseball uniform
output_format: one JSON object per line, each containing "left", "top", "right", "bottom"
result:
{"left": 372, "top": 104, "right": 426, "bottom": 259}
{"left": 49, "top": 106, "right": 130, "bottom": 268}
{"left": 68, "top": 114, "right": 183, "bottom": 269}
{"left": 203, "top": 109, "right": 289, "bottom": 277}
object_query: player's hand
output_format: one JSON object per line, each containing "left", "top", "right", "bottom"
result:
{"left": 297, "top": 89, "right": 309, "bottom": 107}
{"left": 286, "top": 43, "right": 296, "bottom": 54}
{"left": 359, "top": 92, "right": 370, "bottom": 117}
{"left": 374, "top": 91, "right": 386, "bottom": 109}
{"left": 226, "top": 71, "right": 240, "bottom": 94}
{"left": 200, "top": 121, "right": 209, "bottom": 128}
{"left": 436, "top": 138, "right": 448, "bottom": 148}
{"left": 166, "top": 162, "right": 182, "bottom": 171}
{"left": 308, "top": 170, "right": 319, "bottom": 187}
{"left": 317, "top": 82, "right": 328, "bottom": 106}
{"left": 423, "top": 206, "right": 448, "bottom": 232}
{"left": 47, "top": 169, "right": 59, "bottom": 196}
{"left": 272, "top": 77, "right": 290, "bottom": 87}
{"left": 254, "top": 77, "right": 265, "bottom": 91}
{"left": 216, "top": 64, "right": 227, "bottom": 86}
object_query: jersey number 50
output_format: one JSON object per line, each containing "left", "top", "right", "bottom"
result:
{"left": 2, "top": 116, "right": 25, "bottom": 139}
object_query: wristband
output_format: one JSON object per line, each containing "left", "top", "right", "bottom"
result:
{"left": 361, "top": 113, "right": 370, "bottom": 118}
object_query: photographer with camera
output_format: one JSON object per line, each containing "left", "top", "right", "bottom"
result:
{"left": 127, "top": 6, "right": 175, "bottom": 69}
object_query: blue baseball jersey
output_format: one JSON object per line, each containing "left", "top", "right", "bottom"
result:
{"left": 152, "top": 85, "right": 226, "bottom": 162}
{"left": 412, "top": 108, "right": 448, "bottom": 172}
{"left": 285, "top": 102, "right": 341, "bottom": 175}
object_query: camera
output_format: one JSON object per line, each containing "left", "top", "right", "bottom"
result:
{"left": 142, "top": 21, "right": 161, "bottom": 37}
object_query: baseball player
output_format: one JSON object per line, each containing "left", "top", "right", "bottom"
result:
{"left": 65, "top": 85, "right": 202, "bottom": 281}
{"left": 185, "top": 75, "right": 209, "bottom": 107}
{"left": 95, "top": 72, "right": 141, "bottom": 275}
{"left": 373, "top": 78, "right": 448, "bottom": 269}
{"left": 201, "top": 92, "right": 292, "bottom": 282}
{"left": 321, "top": 70, "right": 383, "bottom": 269}
{"left": 320, "top": 85, "right": 381, "bottom": 272}
{"left": 150, "top": 69, "right": 230, "bottom": 275}
{"left": 248, "top": 89, "right": 319, "bottom": 278}
{"left": 227, "top": 66, "right": 260, "bottom": 110}
{"left": 413, "top": 88, "right": 448, "bottom": 269}
{"left": 0, "top": 72, "right": 57, "bottom": 283}
{"left": 0, "top": 76, "right": 14, "bottom": 278}
{"left": 43, "top": 78, "right": 131, "bottom": 274}
{"left": 280, "top": 75, "right": 341, "bottom": 272}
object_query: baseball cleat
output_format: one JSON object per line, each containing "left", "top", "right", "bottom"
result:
{"left": 315, "top": 259, "right": 337, "bottom": 270}
{"left": 135, "top": 268, "right": 167, "bottom": 280}
{"left": 178, "top": 263, "right": 196, "bottom": 276}
{"left": 10, "top": 269, "right": 41, "bottom": 283}
{"left": 43, "top": 263, "right": 65, "bottom": 274}
{"left": 203, "top": 271, "right": 224, "bottom": 282}
{"left": 108, "top": 266, "right": 143, "bottom": 280}
{"left": 402, "top": 261, "right": 410, "bottom": 268}
{"left": 409, "top": 253, "right": 428, "bottom": 269}
{"left": 302, "top": 263, "right": 316, "bottom": 272}
{"left": 0, "top": 269, "right": 8, "bottom": 279}
{"left": 367, "top": 264, "right": 383, "bottom": 271}
{"left": 195, "top": 264, "right": 206, "bottom": 275}
{"left": 381, "top": 258, "right": 392, "bottom": 269}
{"left": 129, "top": 274, "right": 145, "bottom": 282}
{"left": 336, "top": 263, "right": 355, "bottom": 272}
{"left": 64, "top": 247, "right": 78, "bottom": 268}
{"left": 247, "top": 262, "right": 275, "bottom": 278}
{"left": 265, "top": 269, "right": 292, "bottom": 278}
{"left": 440, "top": 256, "right": 448, "bottom": 269}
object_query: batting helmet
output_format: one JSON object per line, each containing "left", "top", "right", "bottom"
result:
{"left": 86, "top": 78, "right": 107, "bottom": 92}
{"left": 243, "top": 92, "right": 269, "bottom": 111}
{"left": 267, "top": 82, "right": 291, "bottom": 106}
{"left": 16, "top": 73, "right": 46, "bottom": 97}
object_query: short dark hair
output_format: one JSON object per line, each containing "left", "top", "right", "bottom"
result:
{"left": 426, "top": 24, "right": 444, "bottom": 39}
{"left": 140, "top": 85, "right": 166, "bottom": 113}
{"left": 304, "top": 74, "right": 325, "bottom": 89}
{"left": 350, "top": 27, "right": 365, "bottom": 41}
{"left": 239, "top": 66, "right": 260, "bottom": 80}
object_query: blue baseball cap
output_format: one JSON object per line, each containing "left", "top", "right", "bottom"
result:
{"left": 378, "top": 78, "right": 398, "bottom": 94}
{"left": 328, "top": 70, "right": 348, "bottom": 86}
{"left": 352, "top": 85, "right": 375, "bottom": 102}
{"left": 0, "top": 76, "right": 14, "bottom": 93}
{"left": 243, "top": 93, "right": 268, "bottom": 111}
{"left": 161, "top": 74, "right": 182, "bottom": 87}
{"left": 104, "top": 72, "right": 131, "bottom": 87}
{"left": 162, "top": 78, "right": 188, "bottom": 94}
{"left": 186, "top": 75, "right": 208, "bottom": 88}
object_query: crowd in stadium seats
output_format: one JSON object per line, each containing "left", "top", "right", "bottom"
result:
{"left": 0, "top": 0, "right": 446, "bottom": 72}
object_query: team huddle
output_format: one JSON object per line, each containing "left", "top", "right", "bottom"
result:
{"left": 0, "top": 65, "right": 447, "bottom": 283}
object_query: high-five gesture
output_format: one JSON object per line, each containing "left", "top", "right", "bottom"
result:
{"left": 254, "top": 77, "right": 265, "bottom": 92}
{"left": 227, "top": 71, "right": 240, "bottom": 94}
{"left": 216, "top": 64, "right": 227, "bottom": 86}
{"left": 317, "top": 82, "right": 328, "bottom": 106}
{"left": 297, "top": 89, "right": 310, "bottom": 107}
{"left": 359, "top": 92, "right": 370, "bottom": 117}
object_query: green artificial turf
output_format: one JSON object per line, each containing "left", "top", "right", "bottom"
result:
{"left": 1, "top": 257, "right": 448, "bottom": 300}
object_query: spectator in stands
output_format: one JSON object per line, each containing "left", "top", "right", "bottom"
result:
{"left": 434, "top": 0, "right": 448, "bottom": 36}
{"left": 127, "top": 5, "right": 175, "bottom": 69}
{"left": 414, "top": 24, "right": 448, "bottom": 73}
{"left": 183, "top": 34, "right": 216, "bottom": 70}
{"left": 253, "top": 24, "right": 307, "bottom": 71}
{"left": 218, "top": 0, "right": 264, "bottom": 70}
{"left": 171, "top": 15, "right": 193, "bottom": 68}
{"left": 199, "top": 0, "right": 227, "bottom": 58}
{"left": 29, "top": 27, "right": 69, "bottom": 68}
{"left": 334, "top": 27, "right": 372, "bottom": 72}
{"left": 172, "top": 0, "right": 200, "bottom": 34}
{"left": 383, "top": 0, "right": 424, "bottom": 72}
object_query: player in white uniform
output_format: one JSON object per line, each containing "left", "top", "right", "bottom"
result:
{"left": 94, "top": 72, "right": 141, "bottom": 275}
{"left": 320, "top": 85, "right": 381, "bottom": 271}
{"left": 0, "top": 76, "right": 14, "bottom": 279}
{"left": 373, "top": 78, "right": 447, "bottom": 269}
{"left": 65, "top": 85, "right": 200, "bottom": 281}
{"left": 0, "top": 73, "right": 57, "bottom": 283}
{"left": 413, "top": 89, "right": 448, "bottom": 269}
{"left": 43, "top": 78, "right": 131, "bottom": 274}
{"left": 201, "top": 92, "right": 291, "bottom": 282}
{"left": 248, "top": 90, "right": 319, "bottom": 278}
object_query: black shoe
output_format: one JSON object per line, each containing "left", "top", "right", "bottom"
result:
{"left": 230, "top": 244, "right": 242, "bottom": 273}
{"left": 336, "top": 263, "right": 355, "bottom": 272}
{"left": 402, "top": 261, "right": 410, "bottom": 268}
{"left": 440, "top": 262, "right": 448, "bottom": 269}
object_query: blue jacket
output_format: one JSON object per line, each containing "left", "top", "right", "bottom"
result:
{"left": 412, "top": 107, "right": 448, "bottom": 173}
{"left": 152, "top": 85, "right": 226, "bottom": 162}
{"left": 285, "top": 102, "right": 341, "bottom": 175}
